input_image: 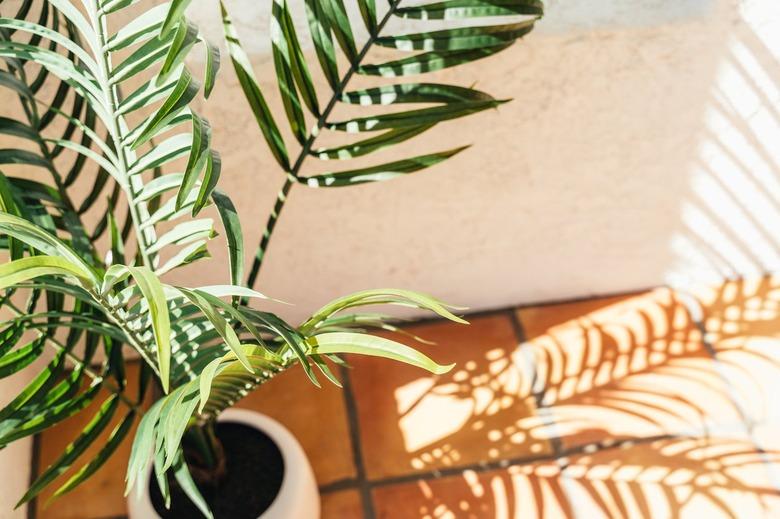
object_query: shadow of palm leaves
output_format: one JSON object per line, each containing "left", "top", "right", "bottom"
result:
{"left": 386, "top": 288, "right": 780, "bottom": 516}
{"left": 381, "top": 436, "right": 780, "bottom": 518}
{"left": 401, "top": 290, "right": 732, "bottom": 466}
{"left": 692, "top": 275, "right": 780, "bottom": 426}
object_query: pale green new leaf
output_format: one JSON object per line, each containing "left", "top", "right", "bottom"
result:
{"left": 0, "top": 256, "right": 95, "bottom": 291}
{"left": 306, "top": 332, "right": 454, "bottom": 375}
{"left": 176, "top": 287, "right": 254, "bottom": 372}
{"left": 126, "top": 266, "right": 171, "bottom": 393}
{"left": 212, "top": 189, "right": 244, "bottom": 287}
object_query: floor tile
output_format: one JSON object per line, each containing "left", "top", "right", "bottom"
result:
{"left": 322, "top": 489, "right": 363, "bottom": 519}
{"left": 516, "top": 289, "right": 746, "bottom": 450}
{"left": 236, "top": 364, "right": 355, "bottom": 485}
{"left": 372, "top": 462, "right": 573, "bottom": 519}
{"left": 349, "top": 314, "right": 551, "bottom": 480}
{"left": 695, "top": 276, "right": 780, "bottom": 424}
{"left": 519, "top": 294, "right": 634, "bottom": 340}
{"left": 748, "top": 423, "right": 780, "bottom": 491}
{"left": 695, "top": 275, "right": 780, "bottom": 344}
{"left": 36, "top": 362, "right": 150, "bottom": 519}
{"left": 372, "top": 435, "right": 780, "bottom": 519}
{"left": 561, "top": 436, "right": 780, "bottom": 518}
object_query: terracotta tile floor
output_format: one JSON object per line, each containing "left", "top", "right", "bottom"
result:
{"left": 31, "top": 279, "right": 780, "bottom": 518}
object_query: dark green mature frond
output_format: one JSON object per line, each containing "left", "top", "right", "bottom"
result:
{"left": 221, "top": 0, "right": 543, "bottom": 287}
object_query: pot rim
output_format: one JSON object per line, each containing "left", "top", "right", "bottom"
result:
{"left": 126, "top": 408, "right": 320, "bottom": 519}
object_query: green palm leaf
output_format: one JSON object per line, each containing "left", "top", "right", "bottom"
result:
{"left": 221, "top": 0, "right": 542, "bottom": 287}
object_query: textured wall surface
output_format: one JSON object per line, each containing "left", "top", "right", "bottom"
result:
{"left": 173, "top": 0, "right": 780, "bottom": 323}
{"left": 0, "top": 371, "right": 33, "bottom": 519}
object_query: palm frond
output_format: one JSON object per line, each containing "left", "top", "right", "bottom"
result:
{"left": 125, "top": 287, "right": 465, "bottom": 505}
{"left": 0, "top": 0, "right": 221, "bottom": 271}
{"left": 220, "top": 0, "right": 543, "bottom": 287}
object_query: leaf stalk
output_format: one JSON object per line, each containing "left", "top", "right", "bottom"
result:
{"left": 246, "top": 0, "right": 403, "bottom": 288}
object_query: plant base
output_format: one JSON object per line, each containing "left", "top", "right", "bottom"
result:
{"left": 128, "top": 409, "right": 320, "bottom": 519}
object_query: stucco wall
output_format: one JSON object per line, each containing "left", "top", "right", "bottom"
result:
{"left": 0, "top": 348, "right": 38, "bottom": 518}
{"left": 175, "top": 0, "right": 780, "bottom": 324}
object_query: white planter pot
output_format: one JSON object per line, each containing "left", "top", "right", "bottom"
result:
{"left": 127, "top": 409, "right": 320, "bottom": 519}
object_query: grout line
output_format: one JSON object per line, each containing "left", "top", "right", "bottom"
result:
{"left": 390, "top": 287, "right": 656, "bottom": 330}
{"left": 366, "top": 453, "right": 553, "bottom": 489}
{"left": 319, "top": 477, "right": 359, "bottom": 494}
{"left": 339, "top": 364, "right": 376, "bottom": 519}
{"left": 27, "top": 433, "right": 40, "bottom": 519}
{"left": 318, "top": 433, "right": 681, "bottom": 493}
{"left": 507, "top": 309, "right": 581, "bottom": 514}
{"left": 507, "top": 309, "right": 566, "bottom": 458}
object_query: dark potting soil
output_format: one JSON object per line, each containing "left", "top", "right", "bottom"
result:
{"left": 150, "top": 422, "right": 285, "bottom": 518}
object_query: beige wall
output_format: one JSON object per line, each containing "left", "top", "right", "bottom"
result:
{"left": 0, "top": 373, "right": 33, "bottom": 519}
{"left": 178, "top": 0, "right": 780, "bottom": 324}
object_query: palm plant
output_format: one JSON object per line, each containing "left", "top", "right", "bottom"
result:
{"left": 0, "top": 0, "right": 541, "bottom": 517}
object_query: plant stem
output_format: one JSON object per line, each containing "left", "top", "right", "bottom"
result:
{"left": 93, "top": 291, "right": 162, "bottom": 379}
{"left": 245, "top": 0, "right": 403, "bottom": 289}
{"left": 87, "top": 1, "right": 156, "bottom": 269}
{"left": 183, "top": 421, "right": 226, "bottom": 485}
{"left": 186, "top": 422, "right": 218, "bottom": 469}
{"left": 245, "top": 174, "right": 295, "bottom": 289}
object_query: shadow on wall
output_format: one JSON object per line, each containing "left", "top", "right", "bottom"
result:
{"left": 670, "top": 7, "right": 780, "bottom": 288}
{"left": 358, "top": 280, "right": 780, "bottom": 517}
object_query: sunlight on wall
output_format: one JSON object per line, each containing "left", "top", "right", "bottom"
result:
{"left": 667, "top": 1, "right": 780, "bottom": 289}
